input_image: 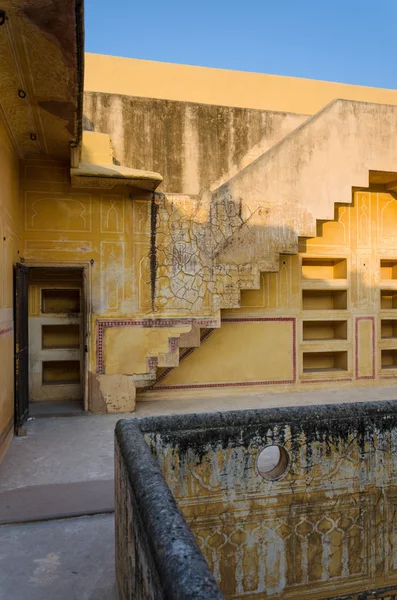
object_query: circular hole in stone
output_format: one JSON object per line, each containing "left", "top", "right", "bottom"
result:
{"left": 257, "top": 445, "right": 289, "bottom": 480}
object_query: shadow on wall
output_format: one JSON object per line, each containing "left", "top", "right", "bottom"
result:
{"left": 147, "top": 190, "right": 312, "bottom": 315}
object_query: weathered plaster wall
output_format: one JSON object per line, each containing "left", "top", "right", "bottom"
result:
{"left": 0, "top": 118, "right": 21, "bottom": 459}
{"left": 20, "top": 158, "right": 146, "bottom": 412}
{"left": 21, "top": 158, "right": 203, "bottom": 410}
{"left": 21, "top": 98, "right": 397, "bottom": 409}
{"left": 144, "top": 403, "right": 397, "bottom": 599}
{"left": 85, "top": 53, "right": 397, "bottom": 114}
{"left": 83, "top": 93, "right": 307, "bottom": 194}
{"left": 115, "top": 423, "right": 223, "bottom": 600}
{"left": 149, "top": 189, "right": 397, "bottom": 394}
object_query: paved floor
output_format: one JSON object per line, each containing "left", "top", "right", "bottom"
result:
{"left": 29, "top": 401, "right": 85, "bottom": 418}
{"left": 2, "top": 385, "right": 397, "bottom": 494}
{"left": 0, "top": 514, "right": 116, "bottom": 600}
{"left": 0, "top": 414, "right": 123, "bottom": 493}
{"left": 137, "top": 383, "right": 397, "bottom": 414}
{"left": 0, "top": 480, "right": 114, "bottom": 525}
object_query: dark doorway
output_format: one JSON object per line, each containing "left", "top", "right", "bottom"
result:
{"left": 14, "top": 263, "right": 29, "bottom": 433}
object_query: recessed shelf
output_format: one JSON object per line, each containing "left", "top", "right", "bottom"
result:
{"left": 42, "top": 289, "right": 80, "bottom": 314}
{"left": 381, "top": 349, "right": 397, "bottom": 370}
{"left": 381, "top": 320, "right": 397, "bottom": 339}
{"left": 302, "top": 290, "right": 347, "bottom": 310}
{"left": 42, "top": 360, "right": 80, "bottom": 385}
{"left": 42, "top": 324, "right": 80, "bottom": 349}
{"left": 380, "top": 260, "right": 397, "bottom": 280}
{"left": 303, "top": 351, "right": 348, "bottom": 373}
{"left": 301, "top": 258, "right": 347, "bottom": 280}
{"left": 302, "top": 320, "right": 348, "bottom": 341}
{"left": 380, "top": 290, "right": 397, "bottom": 310}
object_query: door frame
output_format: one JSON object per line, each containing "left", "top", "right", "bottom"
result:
{"left": 21, "top": 260, "right": 92, "bottom": 411}
{"left": 14, "top": 263, "right": 29, "bottom": 432}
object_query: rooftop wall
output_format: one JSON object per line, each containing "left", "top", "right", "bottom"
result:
{"left": 83, "top": 93, "right": 306, "bottom": 194}
{"left": 85, "top": 53, "right": 397, "bottom": 114}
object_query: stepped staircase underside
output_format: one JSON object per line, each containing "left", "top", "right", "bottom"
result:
{"left": 119, "top": 99, "right": 397, "bottom": 387}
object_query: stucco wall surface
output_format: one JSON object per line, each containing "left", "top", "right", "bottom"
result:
{"left": 0, "top": 117, "right": 21, "bottom": 459}
{"left": 83, "top": 93, "right": 308, "bottom": 194}
{"left": 140, "top": 402, "right": 397, "bottom": 599}
{"left": 151, "top": 188, "right": 397, "bottom": 393}
{"left": 24, "top": 98, "right": 397, "bottom": 406}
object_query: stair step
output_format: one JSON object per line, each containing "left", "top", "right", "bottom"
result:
{"left": 179, "top": 324, "right": 201, "bottom": 348}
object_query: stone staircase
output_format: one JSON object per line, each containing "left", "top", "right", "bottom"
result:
{"left": 132, "top": 321, "right": 220, "bottom": 389}
{"left": 135, "top": 99, "right": 397, "bottom": 387}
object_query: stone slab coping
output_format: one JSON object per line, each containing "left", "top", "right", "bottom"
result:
{"left": 116, "top": 419, "right": 224, "bottom": 600}
{"left": 133, "top": 398, "right": 397, "bottom": 435}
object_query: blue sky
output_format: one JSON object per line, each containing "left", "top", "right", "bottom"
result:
{"left": 85, "top": 0, "right": 396, "bottom": 89}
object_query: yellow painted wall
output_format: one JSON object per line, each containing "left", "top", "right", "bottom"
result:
{"left": 153, "top": 190, "right": 397, "bottom": 394}
{"left": 21, "top": 158, "right": 134, "bottom": 409}
{"left": 0, "top": 118, "right": 21, "bottom": 459}
{"left": 157, "top": 321, "right": 294, "bottom": 386}
{"left": 147, "top": 411, "right": 397, "bottom": 599}
{"left": 85, "top": 53, "right": 397, "bottom": 114}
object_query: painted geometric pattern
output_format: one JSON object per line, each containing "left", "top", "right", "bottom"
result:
{"left": 146, "top": 420, "right": 397, "bottom": 599}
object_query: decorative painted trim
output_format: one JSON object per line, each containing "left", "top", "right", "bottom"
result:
{"left": 169, "top": 338, "right": 179, "bottom": 353}
{"left": 154, "top": 317, "right": 297, "bottom": 391}
{"left": 0, "top": 326, "right": 13, "bottom": 337}
{"left": 303, "top": 378, "right": 352, "bottom": 384}
{"left": 355, "top": 316, "right": 376, "bottom": 380}
{"left": 95, "top": 318, "right": 219, "bottom": 374}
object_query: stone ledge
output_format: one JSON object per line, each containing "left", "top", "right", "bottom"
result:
{"left": 115, "top": 419, "right": 223, "bottom": 600}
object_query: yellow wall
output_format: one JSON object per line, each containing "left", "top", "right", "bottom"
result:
{"left": 0, "top": 118, "right": 21, "bottom": 459}
{"left": 151, "top": 190, "right": 397, "bottom": 395}
{"left": 147, "top": 410, "right": 397, "bottom": 599}
{"left": 20, "top": 158, "right": 150, "bottom": 411}
{"left": 85, "top": 53, "right": 397, "bottom": 114}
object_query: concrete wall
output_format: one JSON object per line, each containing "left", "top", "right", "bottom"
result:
{"left": 83, "top": 93, "right": 307, "bottom": 194}
{"left": 0, "top": 118, "right": 21, "bottom": 460}
{"left": 85, "top": 53, "right": 397, "bottom": 114}
{"left": 142, "top": 403, "right": 397, "bottom": 599}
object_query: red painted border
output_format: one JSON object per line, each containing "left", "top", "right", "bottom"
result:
{"left": 95, "top": 318, "right": 219, "bottom": 374}
{"left": 304, "top": 378, "right": 352, "bottom": 384}
{"left": 0, "top": 326, "right": 13, "bottom": 337}
{"left": 355, "top": 316, "right": 375, "bottom": 380}
{"left": 154, "top": 317, "right": 297, "bottom": 390}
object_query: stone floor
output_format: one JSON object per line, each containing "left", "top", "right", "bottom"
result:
{"left": 1, "top": 385, "right": 397, "bottom": 599}
{"left": 4, "top": 384, "right": 397, "bottom": 494}
{"left": 0, "top": 514, "right": 115, "bottom": 600}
